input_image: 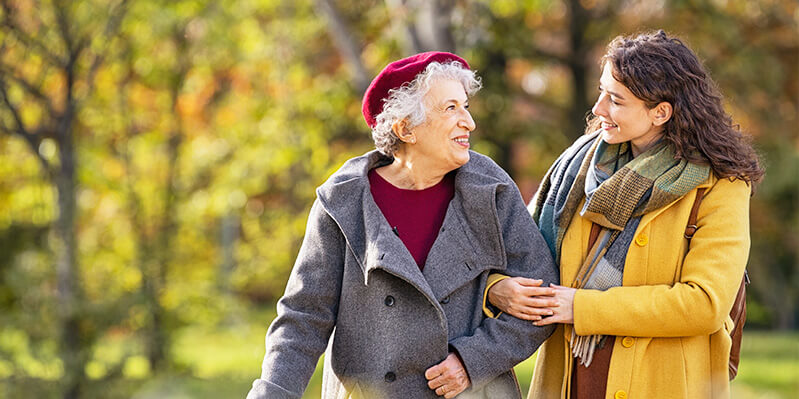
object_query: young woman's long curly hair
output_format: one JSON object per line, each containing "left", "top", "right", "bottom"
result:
{"left": 586, "top": 30, "right": 764, "bottom": 185}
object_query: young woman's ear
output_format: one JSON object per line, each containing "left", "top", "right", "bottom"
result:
{"left": 392, "top": 119, "right": 416, "bottom": 144}
{"left": 651, "top": 101, "right": 673, "bottom": 127}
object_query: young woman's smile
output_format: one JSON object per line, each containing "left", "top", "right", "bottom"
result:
{"left": 592, "top": 63, "right": 665, "bottom": 156}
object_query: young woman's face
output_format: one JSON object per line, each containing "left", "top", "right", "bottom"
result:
{"left": 592, "top": 63, "right": 664, "bottom": 156}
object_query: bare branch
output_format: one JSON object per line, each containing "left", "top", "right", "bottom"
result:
{"left": 385, "top": 0, "right": 423, "bottom": 54}
{"left": 314, "top": 0, "right": 371, "bottom": 92}
{"left": 0, "top": 64, "right": 58, "bottom": 116}
{"left": 53, "top": 0, "right": 75, "bottom": 57}
{"left": 0, "top": 80, "right": 30, "bottom": 137}
{"left": 411, "top": 0, "right": 455, "bottom": 52}
{"left": 83, "top": 0, "right": 131, "bottom": 96}
{"left": 0, "top": 113, "right": 52, "bottom": 176}
{"left": 430, "top": 0, "right": 456, "bottom": 52}
{"left": 0, "top": 3, "right": 66, "bottom": 67}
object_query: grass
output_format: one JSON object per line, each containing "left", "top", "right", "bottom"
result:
{"left": 1, "top": 312, "right": 796, "bottom": 398}
{"left": 731, "top": 331, "right": 799, "bottom": 398}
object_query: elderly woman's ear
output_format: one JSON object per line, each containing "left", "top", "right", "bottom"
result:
{"left": 392, "top": 118, "right": 416, "bottom": 144}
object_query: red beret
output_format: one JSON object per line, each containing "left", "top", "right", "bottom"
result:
{"left": 361, "top": 51, "right": 470, "bottom": 128}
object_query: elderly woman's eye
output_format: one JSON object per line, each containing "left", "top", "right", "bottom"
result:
{"left": 447, "top": 105, "right": 456, "bottom": 111}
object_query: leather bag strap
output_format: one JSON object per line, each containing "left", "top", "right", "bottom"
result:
{"left": 685, "top": 188, "right": 707, "bottom": 240}
{"left": 587, "top": 222, "right": 602, "bottom": 250}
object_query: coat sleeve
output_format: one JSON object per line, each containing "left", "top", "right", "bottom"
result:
{"left": 449, "top": 181, "right": 559, "bottom": 390}
{"left": 247, "top": 199, "right": 345, "bottom": 399}
{"left": 573, "top": 178, "right": 751, "bottom": 337}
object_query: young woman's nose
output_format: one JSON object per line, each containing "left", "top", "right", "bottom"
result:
{"left": 592, "top": 93, "right": 609, "bottom": 118}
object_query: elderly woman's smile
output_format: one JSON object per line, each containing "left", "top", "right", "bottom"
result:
{"left": 408, "top": 78, "right": 476, "bottom": 172}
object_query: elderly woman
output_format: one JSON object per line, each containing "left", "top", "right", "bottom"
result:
{"left": 246, "top": 52, "right": 558, "bottom": 399}
{"left": 485, "top": 31, "right": 763, "bottom": 398}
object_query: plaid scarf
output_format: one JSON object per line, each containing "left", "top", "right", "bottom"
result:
{"left": 531, "top": 131, "right": 710, "bottom": 366}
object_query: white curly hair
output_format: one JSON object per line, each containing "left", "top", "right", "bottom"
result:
{"left": 371, "top": 61, "right": 482, "bottom": 156}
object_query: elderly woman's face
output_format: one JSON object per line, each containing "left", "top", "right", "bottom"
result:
{"left": 410, "top": 78, "right": 475, "bottom": 170}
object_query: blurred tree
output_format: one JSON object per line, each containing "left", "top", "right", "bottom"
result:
{"left": 0, "top": 1, "right": 129, "bottom": 397}
{"left": 109, "top": 0, "right": 246, "bottom": 371}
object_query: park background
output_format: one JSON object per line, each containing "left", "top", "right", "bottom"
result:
{"left": 0, "top": 0, "right": 797, "bottom": 398}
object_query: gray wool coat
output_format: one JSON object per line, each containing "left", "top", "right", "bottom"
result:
{"left": 247, "top": 150, "right": 558, "bottom": 399}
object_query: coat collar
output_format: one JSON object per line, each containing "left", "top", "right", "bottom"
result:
{"left": 316, "top": 150, "right": 509, "bottom": 300}
{"left": 638, "top": 173, "right": 717, "bottom": 230}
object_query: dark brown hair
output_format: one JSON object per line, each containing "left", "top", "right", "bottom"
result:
{"left": 587, "top": 30, "right": 764, "bottom": 185}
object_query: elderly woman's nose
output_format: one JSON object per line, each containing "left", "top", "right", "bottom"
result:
{"left": 459, "top": 108, "right": 476, "bottom": 131}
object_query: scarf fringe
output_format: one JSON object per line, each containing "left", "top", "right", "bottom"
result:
{"left": 571, "top": 329, "right": 602, "bottom": 367}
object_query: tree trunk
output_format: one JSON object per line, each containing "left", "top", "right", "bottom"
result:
{"left": 54, "top": 94, "right": 84, "bottom": 399}
{"left": 220, "top": 212, "right": 239, "bottom": 294}
{"left": 565, "top": 0, "right": 592, "bottom": 141}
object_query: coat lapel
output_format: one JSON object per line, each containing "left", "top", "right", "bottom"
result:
{"left": 423, "top": 163, "right": 508, "bottom": 301}
{"left": 317, "top": 151, "right": 438, "bottom": 302}
{"left": 423, "top": 192, "right": 497, "bottom": 301}
{"left": 317, "top": 150, "right": 509, "bottom": 304}
{"left": 360, "top": 193, "right": 436, "bottom": 299}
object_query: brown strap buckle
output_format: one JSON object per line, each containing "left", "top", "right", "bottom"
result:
{"left": 684, "top": 225, "right": 698, "bottom": 239}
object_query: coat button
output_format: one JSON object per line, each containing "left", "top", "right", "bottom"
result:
{"left": 384, "top": 295, "right": 395, "bottom": 307}
{"left": 384, "top": 371, "right": 396, "bottom": 382}
{"left": 614, "top": 390, "right": 627, "bottom": 399}
{"left": 622, "top": 336, "right": 635, "bottom": 348}
{"left": 440, "top": 296, "right": 450, "bottom": 304}
{"left": 635, "top": 233, "right": 648, "bottom": 246}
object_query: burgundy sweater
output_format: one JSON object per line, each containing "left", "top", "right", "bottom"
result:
{"left": 368, "top": 168, "right": 455, "bottom": 270}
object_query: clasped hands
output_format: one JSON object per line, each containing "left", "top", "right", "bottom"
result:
{"left": 488, "top": 277, "right": 576, "bottom": 326}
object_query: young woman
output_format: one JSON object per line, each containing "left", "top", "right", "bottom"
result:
{"left": 485, "top": 30, "right": 763, "bottom": 398}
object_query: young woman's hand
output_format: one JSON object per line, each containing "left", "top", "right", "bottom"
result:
{"left": 533, "top": 284, "right": 576, "bottom": 326}
{"left": 488, "top": 277, "right": 557, "bottom": 321}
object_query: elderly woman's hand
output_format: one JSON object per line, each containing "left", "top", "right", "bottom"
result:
{"left": 488, "top": 277, "right": 558, "bottom": 321}
{"left": 425, "top": 352, "right": 470, "bottom": 398}
{"left": 533, "top": 284, "right": 576, "bottom": 326}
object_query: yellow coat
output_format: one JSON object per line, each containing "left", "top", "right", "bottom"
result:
{"left": 529, "top": 175, "right": 750, "bottom": 399}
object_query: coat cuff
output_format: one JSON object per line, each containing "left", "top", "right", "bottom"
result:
{"left": 246, "top": 379, "right": 301, "bottom": 399}
{"left": 448, "top": 339, "right": 493, "bottom": 390}
{"left": 483, "top": 273, "right": 510, "bottom": 318}
{"left": 572, "top": 288, "right": 601, "bottom": 336}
